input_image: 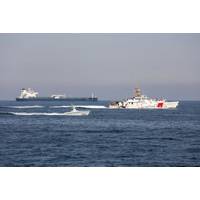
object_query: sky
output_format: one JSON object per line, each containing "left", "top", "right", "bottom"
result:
{"left": 0, "top": 33, "right": 200, "bottom": 100}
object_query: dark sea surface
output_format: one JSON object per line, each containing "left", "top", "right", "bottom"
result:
{"left": 0, "top": 100, "right": 200, "bottom": 167}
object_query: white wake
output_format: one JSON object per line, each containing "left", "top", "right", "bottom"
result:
{"left": 7, "top": 105, "right": 44, "bottom": 109}
{"left": 51, "top": 105, "right": 107, "bottom": 109}
{"left": 10, "top": 112, "right": 68, "bottom": 116}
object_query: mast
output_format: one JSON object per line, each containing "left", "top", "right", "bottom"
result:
{"left": 134, "top": 87, "right": 142, "bottom": 97}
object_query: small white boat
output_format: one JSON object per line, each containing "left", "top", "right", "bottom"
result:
{"left": 64, "top": 106, "right": 90, "bottom": 116}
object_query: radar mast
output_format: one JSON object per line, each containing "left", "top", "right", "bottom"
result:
{"left": 134, "top": 87, "right": 142, "bottom": 97}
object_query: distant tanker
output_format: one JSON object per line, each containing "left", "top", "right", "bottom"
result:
{"left": 16, "top": 88, "right": 98, "bottom": 101}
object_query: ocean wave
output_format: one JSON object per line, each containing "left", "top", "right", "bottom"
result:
{"left": 51, "top": 105, "right": 107, "bottom": 109}
{"left": 4, "top": 105, "right": 44, "bottom": 109}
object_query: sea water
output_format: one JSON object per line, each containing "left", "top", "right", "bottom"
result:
{"left": 0, "top": 100, "right": 200, "bottom": 166}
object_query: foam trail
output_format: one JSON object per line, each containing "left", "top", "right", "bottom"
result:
{"left": 10, "top": 112, "right": 69, "bottom": 116}
{"left": 77, "top": 105, "right": 107, "bottom": 109}
{"left": 6, "top": 105, "right": 44, "bottom": 109}
{"left": 51, "top": 105, "right": 107, "bottom": 109}
{"left": 51, "top": 106, "right": 72, "bottom": 108}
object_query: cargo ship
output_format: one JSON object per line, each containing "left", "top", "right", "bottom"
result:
{"left": 109, "top": 88, "right": 179, "bottom": 109}
{"left": 16, "top": 88, "right": 98, "bottom": 101}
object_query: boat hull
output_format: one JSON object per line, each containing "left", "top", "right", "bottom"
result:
{"left": 64, "top": 110, "right": 90, "bottom": 116}
{"left": 109, "top": 101, "right": 179, "bottom": 109}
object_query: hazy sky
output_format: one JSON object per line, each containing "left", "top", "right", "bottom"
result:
{"left": 0, "top": 33, "right": 200, "bottom": 100}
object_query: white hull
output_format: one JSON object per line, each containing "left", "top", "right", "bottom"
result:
{"left": 164, "top": 101, "right": 179, "bottom": 109}
{"left": 123, "top": 101, "right": 179, "bottom": 109}
{"left": 64, "top": 110, "right": 90, "bottom": 116}
{"left": 109, "top": 101, "right": 179, "bottom": 109}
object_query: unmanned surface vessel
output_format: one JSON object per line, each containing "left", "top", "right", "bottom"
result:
{"left": 64, "top": 106, "right": 90, "bottom": 116}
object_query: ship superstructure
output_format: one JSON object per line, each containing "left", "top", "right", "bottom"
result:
{"left": 19, "top": 88, "right": 39, "bottom": 99}
{"left": 109, "top": 88, "right": 179, "bottom": 109}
